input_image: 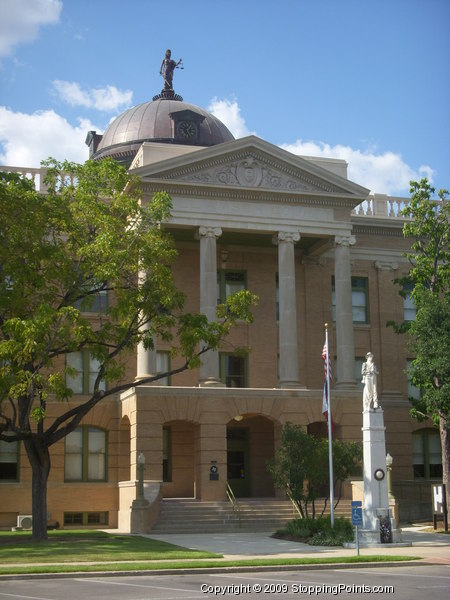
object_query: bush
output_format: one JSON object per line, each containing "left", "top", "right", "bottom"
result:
{"left": 275, "top": 516, "right": 354, "bottom": 546}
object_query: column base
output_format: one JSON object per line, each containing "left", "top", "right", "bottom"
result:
{"left": 335, "top": 380, "right": 357, "bottom": 389}
{"left": 278, "top": 380, "right": 306, "bottom": 389}
{"left": 198, "top": 377, "right": 226, "bottom": 388}
{"left": 134, "top": 374, "right": 157, "bottom": 384}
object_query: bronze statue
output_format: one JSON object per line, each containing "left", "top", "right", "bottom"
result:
{"left": 160, "top": 49, "right": 182, "bottom": 91}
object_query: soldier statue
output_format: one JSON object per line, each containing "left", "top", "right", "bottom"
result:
{"left": 362, "top": 352, "right": 380, "bottom": 410}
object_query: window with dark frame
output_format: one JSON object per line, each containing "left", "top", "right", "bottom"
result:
{"left": 332, "top": 276, "right": 369, "bottom": 323}
{"left": 64, "top": 426, "right": 107, "bottom": 482}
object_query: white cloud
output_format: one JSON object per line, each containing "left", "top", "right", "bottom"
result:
{"left": 0, "top": 106, "right": 99, "bottom": 167}
{"left": 0, "top": 0, "right": 62, "bottom": 58}
{"left": 208, "top": 97, "right": 255, "bottom": 138}
{"left": 52, "top": 80, "right": 133, "bottom": 112}
{"left": 281, "top": 139, "right": 435, "bottom": 195}
{"left": 209, "top": 96, "right": 433, "bottom": 195}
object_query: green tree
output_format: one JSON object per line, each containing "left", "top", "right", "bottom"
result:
{"left": 267, "top": 422, "right": 362, "bottom": 519}
{"left": 396, "top": 178, "right": 449, "bottom": 508}
{"left": 0, "top": 159, "right": 257, "bottom": 541}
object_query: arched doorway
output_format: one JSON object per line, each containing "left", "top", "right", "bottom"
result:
{"left": 226, "top": 415, "right": 275, "bottom": 498}
{"left": 162, "top": 420, "right": 195, "bottom": 498}
{"left": 119, "top": 416, "right": 131, "bottom": 482}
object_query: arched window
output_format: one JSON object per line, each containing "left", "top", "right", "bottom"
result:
{"left": 412, "top": 429, "right": 442, "bottom": 479}
{"left": 65, "top": 426, "right": 107, "bottom": 482}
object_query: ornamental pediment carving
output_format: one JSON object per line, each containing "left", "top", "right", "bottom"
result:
{"left": 167, "top": 153, "right": 343, "bottom": 193}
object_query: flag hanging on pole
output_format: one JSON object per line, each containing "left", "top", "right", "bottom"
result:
{"left": 321, "top": 341, "right": 333, "bottom": 429}
{"left": 323, "top": 324, "right": 335, "bottom": 527}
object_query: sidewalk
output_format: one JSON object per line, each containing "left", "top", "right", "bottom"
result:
{"left": 146, "top": 525, "right": 450, "bottom": 563}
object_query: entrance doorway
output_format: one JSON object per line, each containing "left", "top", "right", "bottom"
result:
{"left": 227, "top": 427, "right": 250, "bottom": 497}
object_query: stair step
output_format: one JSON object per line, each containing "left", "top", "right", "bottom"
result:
{"left": 150, "top": 498, "right": 352, "bottom": 534}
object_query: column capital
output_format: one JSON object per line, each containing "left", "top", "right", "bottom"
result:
{"left": 272, "top": 231, "right": 301, "bottom": 245}
{"left": 334, "top": 234, "right": 356, "bottom": 247}
{"left": 375, "top": 260, "right": 398, "bottom": 271}
{"left": 197, "top": 226, "right": 222, "bottom": 239}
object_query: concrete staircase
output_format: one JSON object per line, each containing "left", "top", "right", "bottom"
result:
{"left": 150, "top": 498, "right": 353, "bottom": 534}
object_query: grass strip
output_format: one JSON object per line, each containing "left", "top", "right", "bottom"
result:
{"left": 0, "top": 530, "right": 219, "bottom": 563}
{"left": 0, "top": 555, "right": 421, "bottom": 576}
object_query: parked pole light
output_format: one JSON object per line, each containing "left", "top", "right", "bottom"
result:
{"left": 386, "top": 453, "right": 393, "bottom": 499}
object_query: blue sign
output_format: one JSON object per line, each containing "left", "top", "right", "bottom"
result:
{"left": 352, "top": 505, "right": 363, "bottom": 526}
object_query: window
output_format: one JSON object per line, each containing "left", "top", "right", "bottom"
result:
{"left": 162, "top": 426, "right": 171, "bottom": 482}
{"left": 217, "top": 270, "right": 246, "bottom": 303}
{"left": 73, "top": 281, "right": 108, "bottom": 313}
{"left": 403, "top": 282, "right": 416, "bottom": 322}
{"left": 406, "top": 359, "right": 421, "bottom": 400}
{"left": 0, "top": 437, "right": 19, "bottom": 481}
{"left": 65, "top": 426, "right": 107, "bottom": 482}
{"left": 64, "top": 512, "right": 108, "bottom": 526}
{"left": 412, "top": 429, "right": 442, "bottom": 479}
{"left": 332, "top": 276, "right": 369, "bottom": 323}
{"left": 220, "top": 353, "right": 247, "bottom": 388}
{"left": 66, "top": 351, "right": 106, "bottom": 394}
{"left": 156, "top": 351, "right": 170, "bottom": 385}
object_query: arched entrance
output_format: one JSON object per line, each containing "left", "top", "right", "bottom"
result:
{"left": 162, "top": 420, "right": 195, "bottom": 498}
{"left": 226, "top": 415, "right": 275, "bottom": 498}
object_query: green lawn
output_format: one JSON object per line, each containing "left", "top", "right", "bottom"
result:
{"left": 0, "top": 529, "right": 219, "bottom": 564}
{"left": 0, "top": 530, "right": 421, "bottom": 576}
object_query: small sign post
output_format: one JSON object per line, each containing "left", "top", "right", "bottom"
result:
{"left": 432, "top": 484, "right": 448, "bottom": 531}
{"left": 351, "top": 500, "right": 363, "bottom": 555}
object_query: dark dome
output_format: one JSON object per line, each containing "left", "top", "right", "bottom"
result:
{"left": 91, "top": 98, "right": 235, "bottom": 166}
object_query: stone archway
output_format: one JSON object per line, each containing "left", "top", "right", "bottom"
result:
{"left": 226, "top": 415, "right": 275, "bottom": 498}
{"left": 162, "top": 420, "right": 195, "bottom": 498}
{"left": 119, "top": 415, "right": 131, "bottom": 482}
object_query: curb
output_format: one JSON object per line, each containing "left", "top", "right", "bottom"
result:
{"left": 0, "top": 559, "right": 430, "bottom": 581}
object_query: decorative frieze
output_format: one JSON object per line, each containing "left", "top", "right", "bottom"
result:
{"left": 172, "top": 152, "right": 344, "bottom": 194}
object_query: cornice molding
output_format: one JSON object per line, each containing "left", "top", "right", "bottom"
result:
{"left": 140, "top": 180, "right": 358, "bottom": 210}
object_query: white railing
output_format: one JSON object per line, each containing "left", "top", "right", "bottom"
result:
{"left": 0, "top": 166, "right": 77, "bottom": 193}
{"left": 0, "top": 165, "right": 418, "bottom": 220}
{"left": 352, "top": 194, "right": 410, "bottom": 219}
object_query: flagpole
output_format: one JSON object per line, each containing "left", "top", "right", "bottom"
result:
{"left": 325, "top": 323, "right": 335, "bottom": 527}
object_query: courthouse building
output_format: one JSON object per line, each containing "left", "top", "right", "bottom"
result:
{"left": 0, "top": 83, "right": 441, "bottom": 531}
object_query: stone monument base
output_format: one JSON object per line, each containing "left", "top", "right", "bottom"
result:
{"left": 359, "top": 507, "right": 403, "bottom": 545}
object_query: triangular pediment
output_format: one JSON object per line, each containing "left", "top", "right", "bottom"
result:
{"left": 134, "top": 136, "right": 369, "bottom": 199}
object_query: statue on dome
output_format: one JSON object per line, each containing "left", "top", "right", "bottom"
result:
{"left": 160, "top": 49, "right": 183, "bottom": 91}
{"left": 362, "top": 352, "right": 380, "bottom": 410}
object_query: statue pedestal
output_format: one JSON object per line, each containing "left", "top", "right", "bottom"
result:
{"left": 360, "top": 408, "right": 403, "bottom": 544}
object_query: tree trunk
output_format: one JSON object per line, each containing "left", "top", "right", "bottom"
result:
{"left": 23, "top": 438, "right": 51, "bottom": 542}
{"left": 439, "top": 416, "right": 450, "bottom": 513}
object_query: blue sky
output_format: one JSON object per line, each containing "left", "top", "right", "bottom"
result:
{"left": 0, "top": 0, "right": 449, "bottom": 196}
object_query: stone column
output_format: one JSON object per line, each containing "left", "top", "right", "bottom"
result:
{"left": 135, "top": 270, "right": 157, "bottom": 382}
{"left": 334, "top": 235, "right": 356, "bottom": 388}
{"left": 274, "top": 231, "right": 301, "bottom": 388}
{"left": 198, "top": 226, "right": 223, "bottom": 386}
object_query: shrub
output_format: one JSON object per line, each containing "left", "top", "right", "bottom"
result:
{"left": 275, "top": 516, "right": 354, "bottom": 546}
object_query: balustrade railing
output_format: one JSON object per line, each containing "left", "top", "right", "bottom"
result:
{"left": 3, "top": 165, "right": 438, "bottom": 222}
{"left": 0, "top": 165, "right": 77, "bottom": 193}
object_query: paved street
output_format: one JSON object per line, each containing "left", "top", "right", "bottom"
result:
{"left": 1, "top": 565, "right": 449, "bottom": 599}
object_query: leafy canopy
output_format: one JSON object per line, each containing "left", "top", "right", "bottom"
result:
{"left": 0, "top": 159, "right": 257, "bottom": 445}
{"left": 267, "top": 422, "right": 362, "bottom": 519}
{"left": 395, "top": 179, "right": 449, "bottom": 426}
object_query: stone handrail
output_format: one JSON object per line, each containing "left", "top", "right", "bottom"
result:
{"left": 351, "top": 194, "right": 410, "bottom": 219}
{"left": 0, "top": 165, "right": 77, "bottom": 193}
